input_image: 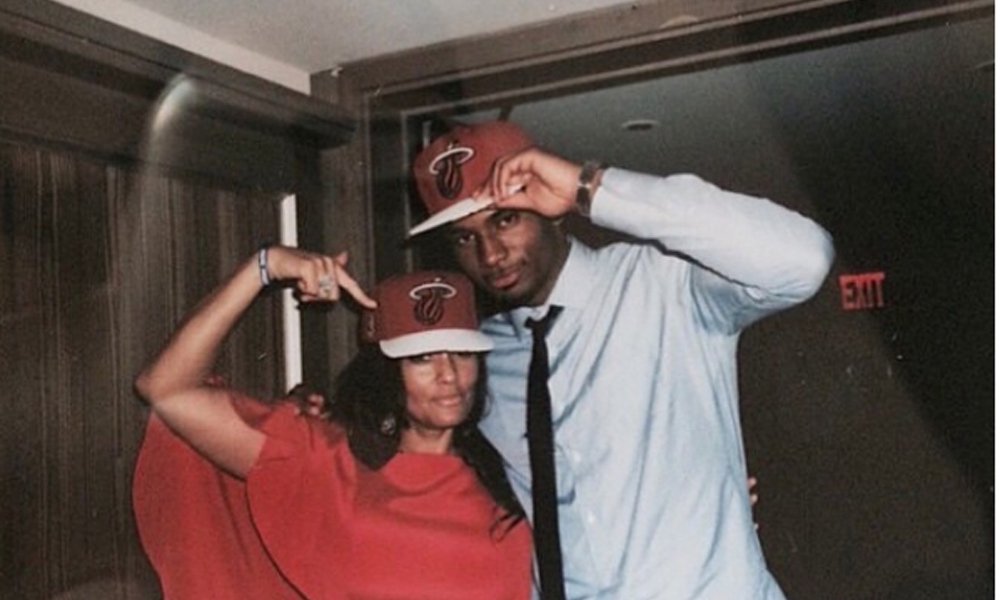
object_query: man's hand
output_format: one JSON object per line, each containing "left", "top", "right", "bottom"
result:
{"left": 749, "top": 476, "right": 760, "bottom": 530}
{"left": 476, "top": 147, "right": 583, "bottom": 219}
{"left": 287, "top": 384, "right": 329, "bottom": 419}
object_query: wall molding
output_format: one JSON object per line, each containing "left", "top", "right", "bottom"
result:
{"left": 0, "top": 0, "right": 356, "bottom": 192}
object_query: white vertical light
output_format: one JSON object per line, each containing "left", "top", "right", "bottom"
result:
{"left": 280, "top": 195, "right": 302, "bottom": 390}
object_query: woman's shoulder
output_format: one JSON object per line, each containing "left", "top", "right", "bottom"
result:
{"left": 214, "top": 388, "right": 349, "bottom": 459}
{"left": 259, "top": 401, "right": 348, "bottom": 450}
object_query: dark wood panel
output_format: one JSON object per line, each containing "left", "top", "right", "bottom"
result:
{"left": 0, "top": 50, "right": 325, "bottom": 196}
{"left": 0, "top": 140, "right": 286, "bottom": 599}
{"left": 2, "top": 310, "right": 48, "bottom": 597}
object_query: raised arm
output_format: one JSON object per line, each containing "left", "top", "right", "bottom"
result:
{"left": 588, "top": 169, "right": 833, "bottom": 305}
{"left": 133, "top": 246, "right": 374, "bottom": 478}
{"left": 483, "top": 147, "right": 834, "bottom": 327}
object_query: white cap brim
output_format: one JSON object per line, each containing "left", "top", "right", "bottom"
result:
{"left": 408, "top": 197, "right": 495, "bottom": 237}
{"left": 379, "top": 328, "right": 494, "bottom": 358}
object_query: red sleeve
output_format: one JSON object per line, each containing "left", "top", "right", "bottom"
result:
{"left": 132, "top": 394, "right": 308, "bottom": 600}
{"left": 246, "top": 403, "right": 358, "bottom": 600}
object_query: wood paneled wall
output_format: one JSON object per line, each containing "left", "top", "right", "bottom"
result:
{"left": 0, "top": 141, "right": 284, "bottom": 599}
{"left": 0, "top": 7, "right": 357, "bottom": 596}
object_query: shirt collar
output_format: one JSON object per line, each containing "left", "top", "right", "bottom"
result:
{"left": 501, "top": 237, "right": 596, "bottom": 335}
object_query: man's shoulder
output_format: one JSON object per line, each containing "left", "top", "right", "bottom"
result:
{"left": 575, "top": 235, "right": 667, "bottom": 264}
{"left": 579, "top": 238, "right": 684, "bottom": 285}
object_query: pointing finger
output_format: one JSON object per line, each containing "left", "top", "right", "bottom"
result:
{"left": 334, "top": 266, "right": 376, "bottom": 309}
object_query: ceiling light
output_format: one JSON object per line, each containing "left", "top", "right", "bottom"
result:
{"left": 621, "top": 119, "right": 659, "bottom": 132}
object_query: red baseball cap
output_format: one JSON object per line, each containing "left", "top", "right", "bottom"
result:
{"left": 409, "top": 121, "right": 533, "bottom": 237}
{"left": 360, "top": 270, "right": 493, "bottom": 358}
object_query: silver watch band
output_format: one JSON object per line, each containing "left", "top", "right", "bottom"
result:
{"left": 576, "top": 160, "right": 606, "bottom": 217}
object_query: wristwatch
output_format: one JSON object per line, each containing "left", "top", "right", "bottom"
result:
{"left": 576, "top": 160, "right": 606, "bottom": 217}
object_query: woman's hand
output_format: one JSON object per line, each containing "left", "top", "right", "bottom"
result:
{"left": 265, "top": 247, "right": 376, "bottom": 309}
{"left": 134, "top": 246, "right": 373, "bottom": 478}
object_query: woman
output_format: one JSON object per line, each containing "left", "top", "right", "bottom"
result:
{"left": 132, "top": 246, "right": 532, "bottom": 600}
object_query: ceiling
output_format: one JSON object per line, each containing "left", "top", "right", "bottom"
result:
{"left": 52, "top": 0, "right": 643, "bottom": 78}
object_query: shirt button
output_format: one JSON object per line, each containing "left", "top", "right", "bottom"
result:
{"left": 586, "top": 512, "right": 596, "bottom": 525}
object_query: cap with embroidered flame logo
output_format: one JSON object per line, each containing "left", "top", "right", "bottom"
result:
{"left": 410, "top": 121, "right": 533, "bottom": 237}
{"left": 360, "top": 270, "right": 493, "bottom": 358}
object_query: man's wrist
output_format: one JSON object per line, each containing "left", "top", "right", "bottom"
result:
{"left": 576, "top": 161, "right": 606, "bottom": 217}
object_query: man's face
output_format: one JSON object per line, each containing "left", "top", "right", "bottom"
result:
{"left": 445, "top": 208, "right": 569, "bottom": 308}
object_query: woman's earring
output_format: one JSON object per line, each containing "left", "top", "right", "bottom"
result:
{"left": 379, "top": 414, "right": 397, "bottom": 436}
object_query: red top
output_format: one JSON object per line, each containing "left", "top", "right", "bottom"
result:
{"left": 133, "top": 394, "right": 533, "bottom": 600}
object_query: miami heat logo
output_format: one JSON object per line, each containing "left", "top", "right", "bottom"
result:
{"left": 409, "top": 279, "right": 458, "bottom": 325}
{"left": 428, "top": 141, "right": 475, "bottom": 200}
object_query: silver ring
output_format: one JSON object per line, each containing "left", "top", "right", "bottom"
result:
{"left": 318, "top": 275, "right": 334, "bottom": 295}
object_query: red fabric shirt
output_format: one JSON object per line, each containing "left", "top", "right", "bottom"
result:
{"left": 133, "top": 394, "right": 532, "bottom": 600}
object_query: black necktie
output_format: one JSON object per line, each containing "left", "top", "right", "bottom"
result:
{"left": 526, "top": 306, "right": 566, "bottom": 600}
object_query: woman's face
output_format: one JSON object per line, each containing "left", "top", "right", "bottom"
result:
{"left": 400, "top": 352, "right": 479, "bottom": 435}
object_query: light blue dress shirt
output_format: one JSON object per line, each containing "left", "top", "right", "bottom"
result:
{"left": 479, "top": 169, "right": 834, "bottom": 600}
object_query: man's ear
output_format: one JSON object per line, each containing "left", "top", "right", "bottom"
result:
{"left": 545, "top": 215, "right": 570, "bottom": 240}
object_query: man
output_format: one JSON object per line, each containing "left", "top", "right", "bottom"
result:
{"left": 409, "top": 120, "right": 835, "bottom": 599}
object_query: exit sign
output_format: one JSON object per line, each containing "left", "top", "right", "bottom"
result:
{"left": 839, "top": 272, "right": 886, "bottom": 311}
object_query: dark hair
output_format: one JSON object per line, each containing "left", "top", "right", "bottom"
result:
{"left": 325, "top": 344, "right": 525, "bottom": 532}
